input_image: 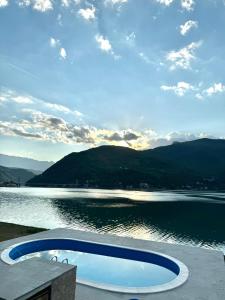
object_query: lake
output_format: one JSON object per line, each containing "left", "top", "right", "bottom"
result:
{"left": 0, "top": 187, "right": 225, "bottom": 253}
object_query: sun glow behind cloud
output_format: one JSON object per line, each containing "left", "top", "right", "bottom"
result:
{"left": 0, "top": 0, "right": 225, "bottom": 160}
{"left": 0, "top": 88, "right": 221, "bottom": 157}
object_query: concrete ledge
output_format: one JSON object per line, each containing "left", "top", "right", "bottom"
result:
{"left": 0, "top": 257, "right": 76, "bottom": 300}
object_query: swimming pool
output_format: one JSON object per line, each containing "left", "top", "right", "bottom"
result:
{"left": 1, "top": 238, "right": 188, "bottom": 293}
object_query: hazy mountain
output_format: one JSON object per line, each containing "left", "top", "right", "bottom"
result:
{"left": 0, "top": 165, "right": 37, "bottom": 185}
{"left": 26, "top": 139, "right": 225, "bottom": 190}
{"left": 0, "top": 154, "right": 54, "bottom": 172}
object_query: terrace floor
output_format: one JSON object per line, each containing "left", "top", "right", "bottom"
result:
{"left": 0, "top": 228, "right": 225, "bottom": 299}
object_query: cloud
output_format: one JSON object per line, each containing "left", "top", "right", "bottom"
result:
{"left": 181, "top": 0, "right": 195, "bottom": 11}
{"left": 95, "top": 35, "right": 121, "bottom": 59}
{"left": 104, "top": 0, "right": 128, "bottom": 6}
{"left": 57, "top": 14, "right": 62, "bottom": 26}
{"left": 0, "top": 105, "right": 221, "bottom": 150}
{"left": 11, "top": 129, "right": 43, "bottom": 139}
{"left": 147, "top": 132, "right": 216, "bottom": 149}
{"left": 78, "top": 5, "right": 96, "bottom": 21}
{"left": 194, "top": 83, "right": 225, "bottom": 100}
{"left": 11, "top": 96, "right": 33, "bottom": 104}
{"left": 161, "top": 81, "right": 194, "bottom": 96}
{"left": 0, "top": 90, "right": 34, "bottom": 104}
{"left": 49, "top": 38, "right": 67, "bottom": 61}
{"left": 50, "top": 37, "right": 60, "bottom": 48}
{"left": 61, "top": 0, "right": 70, "bottom": 7}
{"left": 166, "top": 41, "right": 202, "bottom": 70}
{"left": 161, "top": 81, "right": 225, "bottom": 99}
{"left": 60, "top": 47, "right": 67, "bottom": 59}
{"left": 43, "top": 102, "right": 82, "bottom": 117}
{"left": 18, "top": 0, "right": 53, "bottom": 11}
{"left": 33, "top": 0, "right": 53, "bottom": 12}
{"left": 156, "top": 0, "right": 195, "bottom": 10}
{"left": 95, "top": 35, "right": 112, "bottom": 53}
{"left": 195, "top": 93, "right": 203, "bottom": 100}
{"left": 17, "top": 0, "right": 31, "bottom": 7}
{"left": 205, "top": 83, "right": 225, "bottom": 96}
{"left": 156, "top": 0, "right": 174, "bottom": 6}
{"left": 0, "top": 112, "right": 144, "bottom": 147}
{"left": 180, "top": 20, "right": 198, "bottom": 36}
{"left": 0, "top": 110, "right": 95, "bottom": 145}
{"left": 0, "top": 123, "right": 43, "bottom": 139}
{"left": 0, "top": 88, "right": 83, "bottom": 118}
{"left": 0, "top": 0, "right": 8, "bottom": 7}
{"left": 103, "top": 131, "right": 140, "bottom": 142}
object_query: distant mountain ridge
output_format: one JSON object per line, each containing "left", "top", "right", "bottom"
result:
{"left": 0, "top": 165, "right": 37, "bottom": 185}
{"left": 26, "top": 138, "right": 225, "bottom": 190}
{"left": 0, "top": 154, "right": 54, "bottom": 172}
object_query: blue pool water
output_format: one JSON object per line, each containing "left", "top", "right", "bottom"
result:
{"left": 2, "top": 238, "right": 188, "bottom": 292}
{"left": 16, "top": 249, "right": 177, "bottom": 287}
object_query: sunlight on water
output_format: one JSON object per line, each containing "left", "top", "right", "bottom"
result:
{"left": 1, "top": 187, "right": 225, "bottom": 253}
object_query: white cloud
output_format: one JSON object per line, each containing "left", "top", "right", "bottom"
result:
{"left": 57, "top": 14, "right": 62, "bottom": 26}
{"left": 161, "top": 81, "right": 194, "bottom": 96}
{"left": 0, "top": 90, "right": 222, "bottom": 149}
{"left": 0, "top": 90, "right": 34, "bottom": 104}
{"left": 166, "top": 41, "right": 202, "bottom": 70}
{"left": 61, "top": 0, "right": 70, "bottom": 7}
{"left": 78, "top": 5, "right": 96, "bottom": 21}
{"left": 180, "top": 20, "right": 198, "bottom": 36}
{"left": 161, "top": 81, "right": 225, "bottom": 99}
{"left": 194, "top": 83, "right": 225, "bottom": 100}
{"left": 18, "top": 0, "right": 31, "bottom": 7}
{"left": 181, "top": 0, "right": 195, "bottom": 11}
{"left": 156, "top": 0, "right": 174, "bottom": 6}
{"left": 11, "top": 96, "right": 33, "bottom": 104}
{"left": 95, "top": 34, "right": 112, "bottom": 53}
{"left": 195, "top": 93, "right": 203, "bottom": 100}
{"left": 111, "top": 0, "right": 127, "bottom": 3}
{"left": 105, "top": 0, "right": 128, "bottom": 5}
{"left": 49, "top": 37, "right": 60, "bottom": 48}
{"left": 43, "top": 102, "right": 83, "bottom": 117}
{"left": 33, "top": 0, "right": 53, "bottom": 12}
{"left": 205, "top": 83, "right": 225, "bottom": 96}
{"left": 49, "top": 38, "right": 66, "bottom": 61}
{"left": 60, "top": 47, "right": 67, "bottom": 59}
{"left": 0, "top": 111, "right": 217, "bottom": 150}
{"left": 0, "top": 88, "right": 83, "bottom": 118}
{"left": 95, "top": 35, "right": 120, "bottom": 59}
{"left": 18, "top": 0, "right": 53, "bottom": 11}
{"left": 0, "top": 0, "right": 8, "bottom": 7}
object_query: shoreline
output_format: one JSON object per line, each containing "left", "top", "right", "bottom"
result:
{"left": 2, "top": 186, "right": 225, "bottom": 193}
{"left": 0, "top": 222, "right": 46, "bottom": 242}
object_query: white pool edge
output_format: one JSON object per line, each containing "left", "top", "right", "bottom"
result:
{"left": 0, "top": 237, "right": 189, "bottom": 294}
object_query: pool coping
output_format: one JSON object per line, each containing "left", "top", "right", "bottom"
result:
{"left": 0, "top": 237, "right": 189, "bottom": 294}
{"left": 0, "top": 228, "right": 225, "bottom": 299}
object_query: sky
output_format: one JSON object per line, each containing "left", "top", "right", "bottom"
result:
{"left": 1, "top": 0, "right": 225, "bottom": 161}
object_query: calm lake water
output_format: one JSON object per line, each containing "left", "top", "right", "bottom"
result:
{"left": 0, "top": 187, "right": 225, "bottom": 253}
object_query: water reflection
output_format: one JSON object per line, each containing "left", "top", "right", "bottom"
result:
{"left": 53, "top": 197, "right": 225, "bottom": 247}
{"left": 0, "top": 188, "right": 225, "bottom": 252}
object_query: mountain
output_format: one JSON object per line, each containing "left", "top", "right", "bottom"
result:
{"left": 0, "top": 165, "right": 37, "bottom": 185}
{"left": 0, "top": 154, "right": 54, "bottom": 172}
{"left": 143, "top": 138, "right": 225, "bottom": 178}
{"left": 26, "top": 138, "right": 225, "bottom": 190}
